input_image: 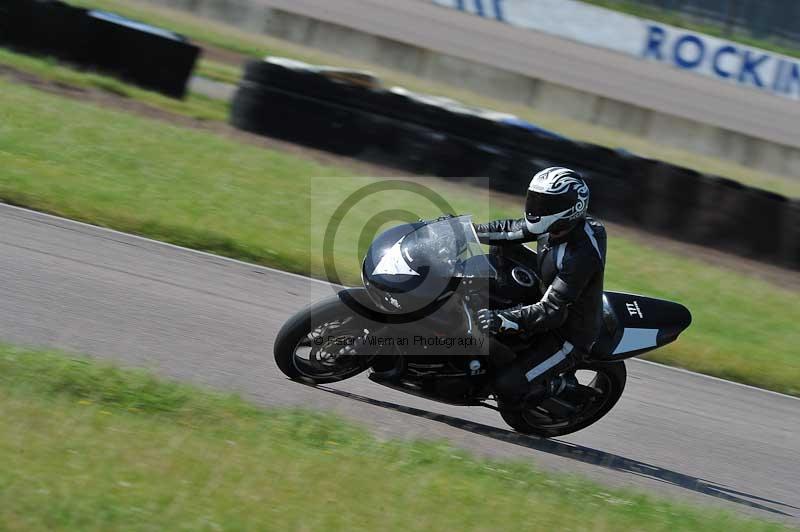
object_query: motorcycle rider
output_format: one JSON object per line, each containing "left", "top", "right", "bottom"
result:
{"left": 474, "top": 167, "right": 606, "bottom": 405}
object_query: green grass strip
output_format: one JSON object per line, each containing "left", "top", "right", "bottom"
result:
{"left": 0, "top": 345, "right": 790, "bottom": 531}
{"left": 0, "top": 46, "right": 228, "bottom": 121}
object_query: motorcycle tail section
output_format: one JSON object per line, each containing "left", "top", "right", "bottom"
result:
{"left": 591, "top": 292, "right": 691, "bottom": 360}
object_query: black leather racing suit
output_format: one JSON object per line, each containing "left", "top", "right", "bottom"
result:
{"left": 473, "top": 216, "right": 607, "bottom": 396}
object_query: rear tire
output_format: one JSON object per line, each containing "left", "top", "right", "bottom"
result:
{"left": 274, "top": 295, "right": 373, "bottom": 385}
{"left": 500, "top": 361, "right": 627, "bottom": 438}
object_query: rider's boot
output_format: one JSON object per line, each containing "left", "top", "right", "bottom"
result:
{"left": 494, "top": 344, "right": 578, "bottom": 409}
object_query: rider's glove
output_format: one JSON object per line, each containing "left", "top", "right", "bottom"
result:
{"left": 477, "top": 308, "right": 521, "bottom": 335}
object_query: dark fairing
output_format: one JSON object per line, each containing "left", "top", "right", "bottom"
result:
{"left": 591, "top": 292, "right": 692, "bottom": 360}
{"left": 361, "top": 215, "right": 495, "bottom": 315}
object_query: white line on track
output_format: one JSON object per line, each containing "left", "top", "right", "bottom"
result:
{"left": 0, "top": 202, "right": 333, "bottom": 287}
{"left": 634, "top": 359, "right": 800, "bottom": 401}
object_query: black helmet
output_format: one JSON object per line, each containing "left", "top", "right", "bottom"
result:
{"left": 525, "top": 167, "right": 590, "bottom": 235}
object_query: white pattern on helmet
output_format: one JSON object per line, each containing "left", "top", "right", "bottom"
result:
{"left": 525, "top": 208, "right": 572, "bottom": 235}
{"left": 528, "top": 167, "right": 589, "bottom": 222}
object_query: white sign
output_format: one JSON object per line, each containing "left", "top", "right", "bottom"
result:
{"left": 432, "top": 0, "right": 800, "bottom": 101}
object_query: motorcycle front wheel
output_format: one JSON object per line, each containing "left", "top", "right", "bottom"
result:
{"left": 274, "top": 295, "right": 375, "bottom": 385}
{"left": 500, "top": 361, "right": 627, "bottom": 438}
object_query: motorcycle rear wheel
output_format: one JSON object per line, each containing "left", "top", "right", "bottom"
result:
{"left": 500, "top": 361, "right": 627, "bottom": 438}
{"left": 274, "top": 295, "right": 374, "bottom": 385}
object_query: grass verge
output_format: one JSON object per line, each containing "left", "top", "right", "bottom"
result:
{"left": 64, "top": 0, "right": 800, "bottom": 198}
{"left": 196, "top": 58, "right": 242, "bottom": 85}
{"left": 0, "top": 78, "right": 798, "bottom": 396}
{"left": 0, "top": 47, "right": 227, "bottom": 122}
{"left": 0, "top": 345, "right": 789, "bottom": 531}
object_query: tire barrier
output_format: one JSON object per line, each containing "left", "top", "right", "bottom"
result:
{"left": 230, "top": 58, "right": 799, "bottom": 270}
{"left": 689, "top": 175, "right": 745, "bottom": 252}
{"left": 231, "top": 84, "right": 367, "bottom": 156}
{"left": 780, "top": 201, "right": 800, "bottom": 269}
{"left": 635, "top": 160, "right": 703, "bottom": 233}
{"left": 361, "top": 119, "right": 444, "bottom": 173}
{"left": 739, "top": 188, "right": 790, "bottom": 257}
{"left": 85, "top": 11, "right": 200, "bottom": 98}
{"left": 0, "top": 1, "right": 200, "bottom": 98}
{"left": 0, "top": 1, "right": 90, "bottom": 61}
{"left": 579, "top": 150, "right": 640, "bottom": 224}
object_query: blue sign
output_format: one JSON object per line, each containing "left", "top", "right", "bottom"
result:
{"left": 454, "top": 0, "right": 506, "bottom": 22}
{"left": 642, "top": 24, "right": 800, "bottom": 98}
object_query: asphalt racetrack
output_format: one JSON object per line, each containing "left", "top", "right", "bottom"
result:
{"left": 1, "top": 203, "right": 798, "bottom": 523}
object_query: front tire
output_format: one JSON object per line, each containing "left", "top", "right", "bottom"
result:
{"left": 500, "top": 361, "right": 627, "bottom": 438}
{"left": 274, "top": 295, "right": 374, "bottom": 385}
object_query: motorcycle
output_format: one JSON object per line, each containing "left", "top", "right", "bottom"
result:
{"left": 274, "top": 215, "right": 691, "bottom": 437}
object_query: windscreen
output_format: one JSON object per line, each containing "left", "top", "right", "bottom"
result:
{"left": 400, "top": 215, "right": 496, "bottom": 278}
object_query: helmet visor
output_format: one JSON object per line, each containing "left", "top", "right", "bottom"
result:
{"left": 525, "top": 191, "right": 574, "bottom": 219}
